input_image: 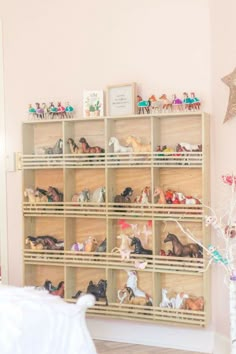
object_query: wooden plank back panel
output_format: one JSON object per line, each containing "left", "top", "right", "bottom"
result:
{"left": 158, "top": 168, "right": 202, "bottom": 197}
{"left": 35, "top": 169, "right": 64, "bottom": 191}
{"left": 24, "top": 264, "right": 64, "bottom": 287}
{"left": 108, "top": 117, "right": 151, "bottom": 146}
{"left": 159, "top": 116, "right": 202, "bottom": 147}
{"left": 161, "top": 273, "right": 203, "bottom": 298}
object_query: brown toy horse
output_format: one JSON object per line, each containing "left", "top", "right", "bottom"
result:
{"left": 164, "top": 233, "right": 203, "bottom": 258}
{"left": 79, "top": 137, "right": 105, "bottom": 154}
{"left": 184, "top": 296, "right": 204, "bottom": 311}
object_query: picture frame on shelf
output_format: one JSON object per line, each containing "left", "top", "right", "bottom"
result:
{"left": 83, "top": 90, "right": 104, "bottom": 118}
{"left": 106, "top": 82, "right": 137, "bottom": 116}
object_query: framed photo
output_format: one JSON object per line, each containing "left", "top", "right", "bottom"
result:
{"left": 83, "top": 90, "right": 104, "bottom": 117}
{"left": 106, "top": 82, "right": 137, "bottom": 116}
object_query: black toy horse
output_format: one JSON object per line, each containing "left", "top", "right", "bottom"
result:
{"left": 130, "top": 236, "right": 152, "bottom": 255}
{"left": 114, "top": 187, "right": 133, "bottom": 210}
{"left": 86, "top": 279, "right": 108, "bottom": 305}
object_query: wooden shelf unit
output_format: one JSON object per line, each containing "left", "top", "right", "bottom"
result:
{"left": 21, "top": 112, "right": 210, "bottom": 327}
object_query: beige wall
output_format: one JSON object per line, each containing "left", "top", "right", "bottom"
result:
{"left": 4, "top": 0, "right": 233, "bottom": 350}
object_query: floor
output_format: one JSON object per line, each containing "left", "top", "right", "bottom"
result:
{"left": 94, "top": 340, "right": 209, "bottom": 354}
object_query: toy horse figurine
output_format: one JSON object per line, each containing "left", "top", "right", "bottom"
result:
{"left": 114, "top": 187, "right": 133, "bottom": 207}
{"left": 190, "top": 92, "right": 201, "bottom": 110}
{"left": 153, "top": 186, "right": 166, "bottom": 204}
{"left": 183, "top": 296, "right": 204, "bottom": 311}
{"left": 125, "top": 270, "right": 152, "bottom": 303}
{"left": 172, "top": 94, "right": 183, "bottom": 111}
{"left": 159, "top": 94, "right": 172, "bottom": 112}
{"left": 111, "top": 233, "right": 132, "bottom": 260}
{"left": 49, "top": 102, "right": 58, "bottom": 118}
{"left": 35, "top": 102, "right": 44, "bottom": 119}
{"left": 72, "top": 189, "right": 90, "bottom": 203}
{"left": 108, "top": 137, "right": 133, "bottom": 153}
{"left": 91, "top": 186, "right": 105, "bottom": 203}
{"left": 44, "top": 280, "right": 64, "bottom": 298}
{"left": 148, "top": 95, "right": 162, "bottom": 113}
{"left": 57, "top": 102, "right": 66, "bottom": 118}
{"left": 28, "top": 104, "right": 37, "bottom": 119}
{"left": 26, "top": 235, "right": 64, "bottom": 250}
{"left": 117, "top": 287, "right": 152, "bottom": 306}
{"left": 79, "top": 137, "right": 105, "bottom": 154}
{"left": 67, "top": 138, "right": 83, "bottom": 154}
{"left": 47, "top": 186, "right": 63, "bottom": 202}
{"left": 65, "top": 102, "right": 74, "bottom": 118}
{"left": 137, "top": 95, "right": 150, "bottom": 114}
{"left": 126, "top": 136, "right": 151, "bottom": 153}
{"left": 42, "top": 138, "right": 63, "bottom": 154}
{"left": 86, "top": 279, "right": 108, "bottom": 305}
{"left": 183, "top": 92, "right": 193, "bottom": 110}
{"left": 134, "top": 186, "right": 151, "bottom": 205}
{"left": 164, "top": 233, "right": 203, "bottom": 258}
{"left": 130, "top": 236, "right": 152, "bottom": 255}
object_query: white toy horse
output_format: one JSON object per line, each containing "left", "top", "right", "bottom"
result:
{"left": 111, "top": 233, "right": 132, "bottom": 260}
{"left": 72, "top": 189, "right": 90, "bottom": 203}
{"left": 159, "top": 288, "right": 172, "bottom": 308}
{"left": 108, "top": 137, "right": 133, "bottom": 153}
{"left": 91, "top": 187, "right": 105, "bottom": 203}
{"left": 126, "top": 270, "right": 146, "bottom": 298}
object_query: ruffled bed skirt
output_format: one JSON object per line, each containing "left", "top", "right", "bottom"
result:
{"left": 0, "top": 285, "right": 97, "bottom": 354}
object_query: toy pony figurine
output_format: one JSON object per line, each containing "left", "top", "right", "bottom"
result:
{"left": 172, "top": 94, "right": 183, "bottom": 111}
{"left": 137, "top": 95, "right": 150, "bottom": 114}
{"left": 164, "top": 233, "right": 203, "bottom": 258}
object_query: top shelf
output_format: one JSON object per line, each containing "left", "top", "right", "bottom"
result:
{"left": 23, "top": 111, "right": 207, "bottom": 124}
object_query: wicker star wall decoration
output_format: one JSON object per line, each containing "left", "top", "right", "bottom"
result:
{"left": 222, "top": 67, "right": 236, "bottom": 123}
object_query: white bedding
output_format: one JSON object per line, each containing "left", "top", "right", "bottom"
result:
{"left": 0, "top": 285, "right": 97, "bottom": 354}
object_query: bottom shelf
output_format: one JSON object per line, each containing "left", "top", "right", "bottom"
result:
{"left": 81, "top": 302, "right": 206, "bottom": 327}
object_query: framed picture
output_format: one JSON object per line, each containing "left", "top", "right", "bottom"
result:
{"left": 106, "top": 82, "right": 137, "bottom": 116}
{"left": 83, "top": 90, "right": 104, "bottom": 117}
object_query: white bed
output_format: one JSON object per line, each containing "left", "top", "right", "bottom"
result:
{"left": 0, "top": 285, "right": 97, "bottom": 354}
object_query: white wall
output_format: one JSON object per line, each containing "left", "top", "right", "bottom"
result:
{"left": 0, "top": 0, "right": 219, "bottom": 352}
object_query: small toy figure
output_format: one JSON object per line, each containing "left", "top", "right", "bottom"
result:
{"left": 172, "top": 94, "right": 183, "bottom": 111}
{"left": 65, "top": 102, "right": 74, "bottom": 118}
{"left": 183, "top": 92, "right": 192, "bottom": 110}
{"left": 28, "top": 104, "right": 37, "bottom": 119}
{"left": 208, "top": 244, "right": 229, "bottom": 264}
{"left": 159, "top": 94, "right": 172, "bottom": 112}
{"left": 190, "top": 92, "right": 201, "bottom": 110}
{"left": 57, "top": 102, "right": 66, "bottom": 118}
{"left": 49, "top": 102, "right": 58, "bottom": 118}
{"left": 35, "top": 102, "right": 44, "bottom": 119}
{"left": 137, "top": 95, "right": 150, "bottom": 114}
{"left": 148, "top": 94, "right": 162, "bottom": 113}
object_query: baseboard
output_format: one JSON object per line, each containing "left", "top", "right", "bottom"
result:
{"left": 87, "top": 317, "right": 214, "bottom": 353}
{"left": 213, "top": 332, "right": 230, "bottom": 354}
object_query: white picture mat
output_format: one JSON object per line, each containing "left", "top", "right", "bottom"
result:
{"left": 107, "top": 83, "right": 136, "bottom": 116}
